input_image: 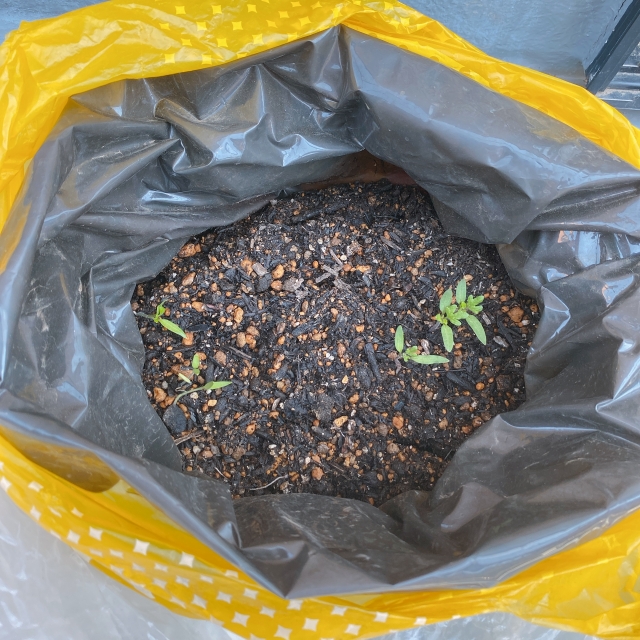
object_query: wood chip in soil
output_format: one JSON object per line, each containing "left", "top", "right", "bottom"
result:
{"left": 132, "top": 181, "right": 539, "bottom": 507}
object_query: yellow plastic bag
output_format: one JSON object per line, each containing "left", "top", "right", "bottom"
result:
{"left": 2, "top": 1, "right": 640, "bottom": 638}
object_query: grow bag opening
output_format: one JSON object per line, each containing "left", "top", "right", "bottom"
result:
{"left": 134, "top": 179, "right": 540, "bottom": 507}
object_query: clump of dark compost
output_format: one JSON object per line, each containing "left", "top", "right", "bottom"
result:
{"left": 133, "top": 181, "right": 539, "bottom": 506}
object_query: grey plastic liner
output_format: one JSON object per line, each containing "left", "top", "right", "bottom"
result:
{"left": 2, "top": 26, "right": 640, "bottom": 598}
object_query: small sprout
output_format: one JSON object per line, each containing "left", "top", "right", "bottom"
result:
{"left": 177, "top": 353, "right": 203, "bottom": 385}
{"left": 394, "top": 325, "right": 448, "bottom": 365}
{"left": 137, "top": 298, "right": 186, "bottom": 338}
{"left": 175, "top": 380, "right": 231, "bottom": 404}
{"left": 435, "top": 278, "right": 486, "bottom": 352}
{"left": 191, "top": 353, "right": 201, "bottom": 376}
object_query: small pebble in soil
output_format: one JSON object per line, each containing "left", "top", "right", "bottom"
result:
{"left": 133, "top": 181, "right": 539, "bottom": 506}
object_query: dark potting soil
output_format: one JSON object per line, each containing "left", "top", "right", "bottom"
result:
{"left": 133, "top": 181, "right": 539, "bottom": 506}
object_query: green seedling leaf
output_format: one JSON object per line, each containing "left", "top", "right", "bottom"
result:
{"left": 178, "top": 373, "right": 191, "bottom": 384}
{"left": 394, "top": 325, "right": 405, "bottom": 354}
{"left": 175, "top": 379, "right": 231, "bottom": 403}
{"left": 439, "top": 288, "right": 453, "bottom": 312}
{"left": 441, "top": 324, "right": 454, "bottom": 352}
{"left": 155, "top": 299, "right": 167, "bottom": 319}
{"left": 403, "top": 346, "right": 419, "bottom": 362}
{"left": 158, "top": 317, "right": 186, "bottom": 338}
{"left": 465, "top": 315, "right": 487, "bottom": 345}
{"left": 203, "top": 380, "right": 232, "bottom": 390}
{"left": 435, "top": 283, "right": 487, "bottom": 349}
{"left": 191, "top": 354, "right": 201, "bottom": 375}
{"left": 445, "top": 306, "right": 461, "bottom": 326}
{"left": 410, "top": 354, "right": 449, "bottom": 365}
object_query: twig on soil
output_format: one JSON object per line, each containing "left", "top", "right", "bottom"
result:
{"left": 174, "top": 429, "right": 204, "bottom": 445}
{"left": 410, "top": 294, "right": 423, "bottom": 313}
{"left": 223, "top": 346, "right": 253, "bottom": 361}
{"left": 333, "top": 278, "right": 351, "bottom": 292}
{"left": 316, "top": 264, "right": 341, "bottom": 284}
{"left": 290, "top": 202, "right": 344, "bottom": 224}
{"left": 364, "top": 343, "right": 382, "bottom": 380}
{"left": 290, "top": 208, "right": 325, "bottom": 224}
{"left": 325, "top": 460, "right": 348, "bottom": 475}
{"left": 249, "top": 475, "right": 288, "bottom": 490}
{"left": 380, "top": 236, "right": 403, "bottom": 252}
{"left": 329, "top": 248, "right": 344, "bottom": 269}
{"left": 213, "top": 465, "right": 227, "bottom": 480}
{"left": 322, "top": 264, "right": 340, "bottom": 277}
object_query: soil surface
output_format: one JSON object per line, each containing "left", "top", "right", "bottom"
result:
{"left": 133, "top": 181, "right": 539, "bottom": 506}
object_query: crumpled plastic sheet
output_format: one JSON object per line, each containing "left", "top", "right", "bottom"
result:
{"left": 0, "top": 489, "right": 596, "bottom": 640}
